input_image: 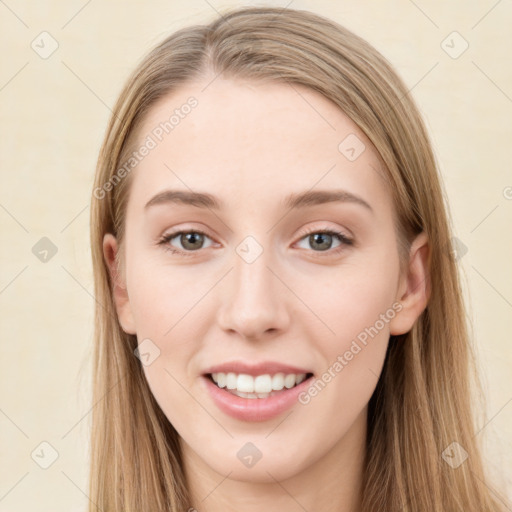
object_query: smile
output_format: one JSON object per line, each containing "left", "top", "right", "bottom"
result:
{"left": 209, "top": 372, "right": 310, "bottom": 399}
{"left": 202, "top": 369, "right": 315, "bottom": 421}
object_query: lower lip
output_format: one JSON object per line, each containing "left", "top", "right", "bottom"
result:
{"left": 201, "top": 374, "right": 313, "bottom": 422}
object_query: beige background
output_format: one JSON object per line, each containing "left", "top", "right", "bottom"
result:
{"left": 1, "top": 1, "right": 511, "bottom": 510}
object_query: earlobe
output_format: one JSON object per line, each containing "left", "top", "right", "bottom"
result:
{"left": 389, "top": 232, "right": 430, "bottom": 336}
{"left": 102, "top": 233, "right": 137, "bottom": 335}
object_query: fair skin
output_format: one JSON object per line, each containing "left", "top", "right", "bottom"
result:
{"left": 103, "top": 76, "right": 429, "bottom": 512}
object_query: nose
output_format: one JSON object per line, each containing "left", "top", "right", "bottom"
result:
{"left": 217, "top": 243, "right": 290, "bottom": 341}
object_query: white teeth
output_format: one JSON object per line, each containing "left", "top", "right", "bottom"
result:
{"left": 233, "top": 390, "right": 272, "bottom": 399}
{"left": 210, "top": 372, "right": 308, "bottom": 395}
{"left": 296, "top": 373, "right": 306, "bottom": 385}
{"left": 254, "top": 374, "right": 272, "bottom": 393}
{"left": 215, "top": 372, "right": 226, "bottom": 388}
{"left": 237, "top": 374, "right": 254, "bottom": 393}
{"left": 226, "top": 372, "right": 237, "bottom": 389}
{"left": 272, "top": 373, "right": 285, "bottom": 390}
{"left": 284, "top": 374, "right": 296, "bottom": 389}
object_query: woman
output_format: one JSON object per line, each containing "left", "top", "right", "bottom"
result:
{"left": 89, "top": 6, "right": 509, "bottom": 511}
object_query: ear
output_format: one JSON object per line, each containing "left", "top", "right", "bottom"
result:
{"left": 103, "top": 233, "right": 137, "bottom": 335}
{"left": 389, "top": 231, "right": 430, "bottom": 336}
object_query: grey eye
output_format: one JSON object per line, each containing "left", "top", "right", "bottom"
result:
{"left": 167, "top": 231, "right": 213, "bottom": 251}
{"left": 296, "top": 232, "right": 343, "bottom": 252}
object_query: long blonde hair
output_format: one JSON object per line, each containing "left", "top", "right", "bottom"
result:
{"left": 89, "top": 6, "right": 509, "bottom": 511}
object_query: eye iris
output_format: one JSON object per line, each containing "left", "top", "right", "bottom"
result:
{"left": 181, "top": 232, "right": 204, "bottom": 250}
{"left": 310, "top": 233, "right": 332, "bottom": 251}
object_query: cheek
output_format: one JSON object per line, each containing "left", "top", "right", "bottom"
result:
{"left": 126, "top": 255, "right": 211, "bottom": 339}
{"left": 295, "top": 296, "right": 392, "bottom": 448}
{"left": 135, "top": 297, "right": 204, "bottom": 437}
{"left": 304, "top": 250, "right": 400, "bottom": 345}
{"left": 297, "top": 250, "right": 399, "bottom": 407}
{"left": 124, "top": 260, "right": 199, "bottom": 409}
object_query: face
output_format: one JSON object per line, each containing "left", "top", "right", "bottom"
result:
{"left": 104, "top": 77, "right": 428, "bottom": 485}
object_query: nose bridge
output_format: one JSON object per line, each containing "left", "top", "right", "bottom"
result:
{"left": 217, "top": 234, "right": 288, "bottom": 339}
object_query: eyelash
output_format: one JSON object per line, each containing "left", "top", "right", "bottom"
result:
{"left": 157, "top": 227, "right": 354, "bottom": 258}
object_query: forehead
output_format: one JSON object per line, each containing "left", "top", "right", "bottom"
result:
{"left": 128, "top": 77, "right": 391, "bottom": 216}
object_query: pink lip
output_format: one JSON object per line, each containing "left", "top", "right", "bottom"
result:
{"left": 202, "top": 360, "right": 312, "bottom": 376}
{"left": 201, "top": 373, "right": 314, "bottom": 422}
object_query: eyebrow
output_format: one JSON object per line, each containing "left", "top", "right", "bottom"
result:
{"left": 284, "top": 189, "right": 373, "bottom": 213}
{"left": 144, "top": 189, "right": 373, "bottom": 213}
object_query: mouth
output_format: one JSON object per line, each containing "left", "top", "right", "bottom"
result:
{"left": 205, "top": 371, "right": 315, "bottom": 399}
{"left": 200, "top": 361, "right": 315, "bottom": 421}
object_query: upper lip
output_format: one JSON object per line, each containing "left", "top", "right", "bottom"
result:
{"left": 203, "top": 361, "right": 313, "bottom": 376}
